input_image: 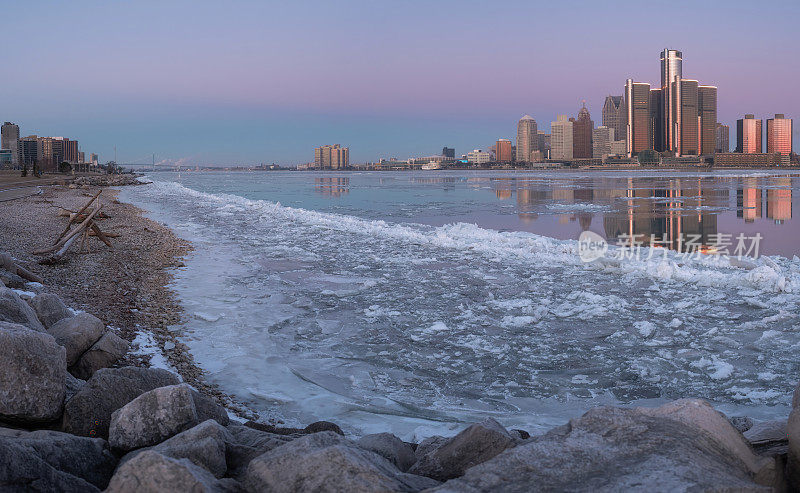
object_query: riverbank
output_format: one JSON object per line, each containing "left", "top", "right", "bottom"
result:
{"left": 0, "top": 179, "right": 255, "bottom": 416}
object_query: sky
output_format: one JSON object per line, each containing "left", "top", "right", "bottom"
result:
{"left": 3, "top": 0, "right": 798, "bottom": 165}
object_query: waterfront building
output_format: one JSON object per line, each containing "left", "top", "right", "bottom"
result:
{"left": 767, "top": 114, "right": 793, "bottom": 156}
{"left": 602, "top": 96, "right": 625, "bottom": 147}
{"left": 466, "top": 149, "right": 492, "bottom": 164}
{"left": 697, "top": 85, "right": 717, "bottom": 155}
{"left": 0, "top": 149, "right": 11, "bottom": 168}
{"left": 1, "top": 122, "right": 19, "bottom": 164}
{"left": 592, "top": 126, "right": 613, "bottom": 158}
{"left": 314, "top": 144, "right": 349, "bottom": 169}
{"left": 572, "top": 103, "right": 593, "bottom": 159}
{"left": 550, "top": 115, "right": 573, "bottom": 160}
{"left": 495, "top": 139, "right": 513, "bottom": 163}
{"left": 715, "top": 152, "right": 781, "bottom": 167}
{"left": 516, "top": 115, "right": 538, "bottom": 163}
{"left": 17, "top": 136, "right": 39, "bottom": 167}
{"left": 538, "top": 131, "right": 550, "bottom": 159}
{"left": 624, "top": 79, "right": 652, "bottom": 157}
{"left": 715, "top": 123, "right": 730, "bottom": 153}
{"left": 660, "top": 48, "right": 683, "bottom": 154}
{"left": 90, "top": 153, "right": 99, "bottom": 166}
{"left": 736, "top": 115, "right": 762, "bottom": 153}
{"left": 678, "top": 79, "right": 699, "bottom": 156}
{"left": 442, "top": 147, "right": 455, "bottom": 159}
{"left": 609, "top": 140, "right": 627, "bottom": 157}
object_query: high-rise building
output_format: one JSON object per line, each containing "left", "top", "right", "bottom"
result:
{"left": 516, "top": 115, "right": 538, "bottom": 163}
{"left": 678, "top": 79, "right": 699, "bottom": 156}
{"left": 650, "top": 89, "right": 663, "bottom": 151}
{"left": 17, "top": 136, "right": 39, "bottom": 167}
{"left": 551, "top": 115, "right": 573, "bottom": 160}
{"left": 624, "top": 79, "right": 652, "bottom": 157}
{"left": 314, "top": 144, "right": 349, "bottom": 169}
{"left": 601, "top": 96, "right": 625, "bottom": 147}
{"left": 736, "top": 114, "right": 762, "bottom": 153}
{"left": 90, "top": 153, "right": 99, "bottom": 166}
{"left": 2, "top": 122, "right": 20, "bottom": 164}
{"left": 572, "top": 103, "right": 593, "bottom": 159}
{"left": 537, "top": 131, "right": 550, "bottom": 159}
{"left": 767, "top": 114, "right": 793, "bottom": 156}
{"left": 715, "top": 124, "right": 730, "bottom": 153}
{"left": 495, "top": 139, "right": 513, "bottom": 163}
{"left": 697, "top": 85, "right": 717, "bottom": 155}
{"left": 592, "top": 126, "right": 613, "bottom": 158}
{"left": 442, "top": 147, "right": 455, "bottom": 159}
{"left": 660, "top": 49, "right": 683, "bottom": 154}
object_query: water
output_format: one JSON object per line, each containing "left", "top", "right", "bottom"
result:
{"left": 120, "top": 170, "right": 800, "bottom": 440}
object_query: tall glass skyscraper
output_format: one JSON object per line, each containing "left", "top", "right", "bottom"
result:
{"left": 767, "top": 114, "right": 793, "bottom": 156}
{"left": 624, "top": 79, "right": 652, "bottom": 157}
{"left": 516, "top": 115, "right": 538, "bottom": 163}
{"left": 660, "top": 49, "right": 683, "bottom": 155}
{"left": 697, "top": 86, "right": 718, "bottom": 155}
{"left": 736, "top": 114, "right": 762, "bottom": 154}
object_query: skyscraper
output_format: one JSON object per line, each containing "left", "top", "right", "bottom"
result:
{"left": 551, "top": 115, "right": 573, "bottom": 160}
{"left": 601, "top": 96, "right": 625, "bottom": 146}
{"left": 736, "top": 115, "right": 762, "bottom": 153}
{"left": 697, "top": 86, "right": 717, "bottom": 155}
{"left": 767, "top": 114, "right": 793, "bottom": 156}
{"left": 538, "top": 131, "right": 550, "bottom": 159}
{"left": 572, "top": 102, "right": 593, "bottom": 159}
{"left": 1, "top": 122, "right": 20, "bottom": 164}
{"left": 624, "top": 79, "right": 652, "bottom": 157}
{"left": 516, "top": 115, "right": 538, "bottom": 163}
{"left": 442, "top": 147, "right": 455, "bottom": 159}
{"left": 314, "top": 144, "right": 349, "bottom": 169}
{"left": 495, "top": 139, "right": 513, "bottom": 163}
{"left": 592, "top": 126, "right": 613, "bottom": 158}
{"left": 678, "top": 79, "right": 699, "bottom": 156}
{"left": 715, "top": 123, "right": 730, "bottom": 153}
{"left": 660, "top": 49, "right": 683, "bottom": 154}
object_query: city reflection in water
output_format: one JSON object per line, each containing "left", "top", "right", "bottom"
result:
{"left": 314, "top": 177, "right": 349, "bottom": 197}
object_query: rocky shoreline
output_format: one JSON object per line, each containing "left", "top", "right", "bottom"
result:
{"left": 1, "top": 178, "right": 798, "bottom": 491}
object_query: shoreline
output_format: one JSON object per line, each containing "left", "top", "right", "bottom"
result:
{"left": 0, "top": 180, "right": 256, "bottom": 419}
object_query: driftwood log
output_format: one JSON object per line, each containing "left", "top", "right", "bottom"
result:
{"left": 0, "top": 253, "right": 43, "bottom": 284}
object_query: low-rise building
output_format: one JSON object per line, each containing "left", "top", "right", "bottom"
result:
{"left": 466, "top": 149, "right": 492, "bottom": 164}
{"left": 714, "top": 152, "right": 785, "bottom": 167}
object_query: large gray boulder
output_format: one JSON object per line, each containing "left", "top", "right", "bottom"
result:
{"left": 109, "top": 383, "right": 199, "bottom": 451}
{"left": 192, "top": 389, "right": 230, "bottom": 426}
{"left": 70, "top": 330, "right": 130, "bottom": 379}
{"left": 118, "top": 419, "right": 232, "bottom": 478}
{"left": 0, "top": 322, "right": 66, "bottom": 423}
{"left": 357, "top": 432, "right": 417, "bottom": 472}
{"left": 789, "top": 386, "right": 800, "bottom": 490}
{"left": 48, "top": 312, "right": 107, "bottom": 366}
{"left": 28, "top": 293, "right": 72, "bottom": 330}
{"left": 431, "top": 400, "right": 776, "bottom": 492}
{"left": 62, "top": 366, "right": 181, "bottom": 438}
{"left": 106, "top": 450, "right": 240, "bottom": 493}
{"left": 0, "top": 427, "right": 117, "bottom": 491}
{"left": 65, "top": 372, "right": 86, "bottom": 402}
{"left": 0, "top": 287, "right": 45, "bottom": 332}
{"left": 408, "top": 418, "right": 516, "bottom": 481}
{"left": 225, "top": 424, "right": 295, "bottom": 478}
{"left": 243, "top": 431, "right": 439, "bottom": 492}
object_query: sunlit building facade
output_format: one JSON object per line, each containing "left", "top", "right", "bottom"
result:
{"left": 516, "top": 115, "right": 538, "bottom": 163}
{"left": 601, "top": 96, "right": 625, "bottom": 148}
{"left": 551, "top": 115, "right": 573, "bottom": 160}
{"left": 715, "top": 123, "right": 729, "bottom": 153}
{"left": 314, "top": 144, "right": 349, "bottom": 169}
{"left": 766, "top": 114, "right": 793, "bottom": 156}
{"left": 736, "top": 115, "right": 762, "bottom": 154}
{"left": 495, "top": 139, "right": 513, "bottom": 163}
{"left": 572, "top": 103, "right": 593, "bottom": 159}
{"left": 660, "top": 49, "right": 683, "bottom": 154}
{"left": 697, "top": 85, "right": 717, "bottom": 155}
{"left": 624, "top": 79, "right": 652, "bottom": 157}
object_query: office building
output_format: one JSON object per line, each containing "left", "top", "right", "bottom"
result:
{"left": 572, "top": 103, "right": 593, "bottom": 159}
{"left": 0, "top": 149, "right": 11, "bottom": 168}
{"left": 2, "top": 122, "right": 20, "bottom": 164}
{"left": 314, "top": 144, "right": 349, "bottom": 169}
{"left": 551, "top": 115, "right": 573, "bottom": 160}
{"left": 495, "top": 139, "right": 513, "bottom": 163}
{"left": 442, "top": 147, "right": 455, "bottom": 159}
{"left": 601, "top": 96, "right": 625, "bottom": 146}
{"left": 17, "top": 136, "right": 39, "bottom": 167}
{"left": 90, "top": 153, "right": 99, "bottom": 166}
{"left": 678, "top": 79, "right": 699, "bottom": 156}
{"left": 697, "top": 85, "right": 717, "bottom": 155}
{"left": 516, "top": 115, "right": 538, "bottom": 163}
{"left": 736, "top": 115, "right": 762, "bottom": 153}
{"left": 538, "top": 131, "right": 550, "bottom": 158}
{"left": 715, "top": 123, "right": 730, "bottom": 153}
{"left": 660, "top": 49, "right": 682, "bottom": 154}
{"left": 767, "top": 114, "right": 793, "bottom": 156}
{"left": 592, "top": 126, "right": 613, "bottom": 158}
{"left": 466, "top": 149, "right": 491, "bottom": 164}
{"left": 624, "top": 79, "right": 652, "bottom": 157}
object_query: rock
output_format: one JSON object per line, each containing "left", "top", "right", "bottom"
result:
{"left": 0, "top": 322, "right": 66, "bottom": 423}
{"left": 0, "top": 270, "right": 26, "bottom": 289}
{"left": 304, "top": 420, "right": 344, "bottom": 436}
{"left": 28, "top": 293, "right": 72, "bottom": 330}
{"left": 109, "top": 383, "right": 199, "bottom": 451}
{"left": 745, "top": 420, "right": 788, "bottom": 446}
{"left": 357, "top": 433, "right": 417, "bottom": 472}
{"left": 0, "top": 286, "right": 45, "bottom": 331}
{"left": 414, "top": 436, "right": 447, "bottom": 460}
{"left": 119, "top": 420, "right": 232, "bottom": 478}
{"left": 788, "top": 407, "right": 800, "bottom": 489}
{"left": 106, "top": 450, "right": 239, "bottom": 492}
{"left": 65, "top": 372, "right": 86, "bottom": 402}
{"left": 70, "top": 331, "right": 130, "bottom": 379}
{"left": 431, "top": 400, "right": 776, "bottom": 492}
{"left": 408, "top": 418, "right": 516, "bottom": 481}
{"left": 728, "top": 415, "right": 754, "bottom": 433}
{"left": 510, "top": 429, "right": 530, "bottom": 440}
{"left": 62, "top": 366, "right": 181, "bottom": 438}
{"left": 225, "top": 424, "right": 294, "bottom": 478}
{"left": 192, "top": 389, "right": 230, "bottom": 426}
{"left": 0, "top": 427, "right": 117, "bottom": 491}
{"left": 793, "top": 383, "right": 800, "bottom": 409}
{"left": 244, "top": 431, "right": 439, "bottom": 492}
{"left": 48, "top": 312, "right": 107, "bottom": 366}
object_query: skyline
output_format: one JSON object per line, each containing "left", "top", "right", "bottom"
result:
{"left": 3, "top": 0, "right": 799, "bottom": 165}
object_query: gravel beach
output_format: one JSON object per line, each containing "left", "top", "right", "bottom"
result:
{"left": 0, "top": 179, "right": 247, "bottom": 414}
